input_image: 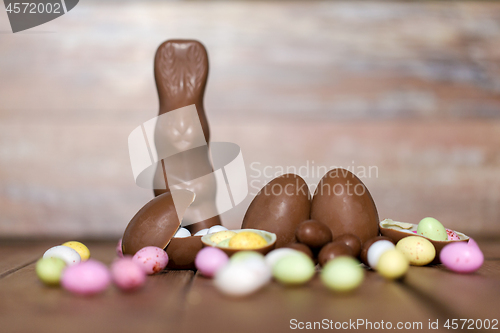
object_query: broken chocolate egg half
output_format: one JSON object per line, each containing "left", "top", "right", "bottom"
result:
{"left": 122, "top": 190, "right": 217, "bottom": 269}
{"left": 201, "top": 229, "right": 277, "bottom": 256}
{"left": 379, "top": 219, "right": 469, "bottom": 264}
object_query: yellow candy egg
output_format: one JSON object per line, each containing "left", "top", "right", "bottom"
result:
{"left": 396, "top": 236, "right": 435, "bottom": 266}
{"left": 377, "top": 249, "right": 409, "bottom": 280}
{"left": 62, "top": 241, "right": 90, "bottom": 261}
{"left": 210, "top": 230, "right": 237, "bottom": 244}
{"left": 228, "top": 231, "right": 267, "bottom": 250}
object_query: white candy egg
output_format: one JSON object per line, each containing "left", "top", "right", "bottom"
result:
{"left": 214, "top": 261, "right": 270, "bottom": 297}
{"left": 194, "top": 228, "right": 209, "bottom": 236}
{"left": 367, "top": 240, "right": 395, "bottom": 268}
{"left": 208, "top": 225, "right": 228, "bottom": 234}
{"left": 173, "top": 227, "right": 191, "bottom": 238}
{"left": 265, "top": 248, "right": 299, "bottom": 268}
{"left": 43, "top": 245, "right": 81, "bottom": 266}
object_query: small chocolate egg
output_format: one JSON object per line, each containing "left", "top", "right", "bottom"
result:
{"left": 295, "top": 220, "right": 332, "bottom": 248}
{"left": 286, "top": 243, "right": 313, "bottom": 259}
{"left": 318, "top": 242, "right": 353, "bottom": 267}
{"left": 333, "top": 234, "right": 361, "bottom": 257}
{"left": 311, "top": 169, "right": 379, "bottom": 246}
{"left": 360, "top": 236, "right": 394, "bottom": 266}
{"left": 242, "top": 174, "right": 311, "bottom": 248}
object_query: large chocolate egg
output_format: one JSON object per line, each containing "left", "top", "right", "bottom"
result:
{"left": 122, "top": 190, "right": 195, "bottom": 255}
{"left": 311, "top": 168, "right": 379, "bottom": 246}
{"left": 242, "top": 174, "right": 311, "bottom": 248}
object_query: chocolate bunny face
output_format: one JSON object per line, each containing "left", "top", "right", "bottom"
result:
{"left": 154, "top": 40, "right": 210, "bottom": 142}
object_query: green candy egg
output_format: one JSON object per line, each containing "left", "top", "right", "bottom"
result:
{"left": 321, "top": 256, "right": 364, "bottom": 292}
{"left": 273, "top": 252, "right": 315, "bottom": 285}
{"left": 36, "top": 257, "right": 66, "bottom": 286}
{"left": 217, "top": 238, "right": 231, "bottom": 248}
{"left": 417, "top": 217, "right": 447, "bottom": 241}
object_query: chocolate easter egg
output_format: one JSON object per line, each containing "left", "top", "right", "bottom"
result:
{"left": 122, "top": 190, "right": 195, "bottom": 255}
{"left": 318, "top": 242, "right": 353, "bottom": 267}
{"left": 296, "top": 220, "right": 332, "bottom": 249}
{"left": 242, "top": 174, "right": 311, "bottom": 248}
{"left": 311, "top": 168, "right": 379, "bottom": 246}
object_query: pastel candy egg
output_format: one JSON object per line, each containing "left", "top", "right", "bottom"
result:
{"left": 61, "top": 259, "right": 111, "bottom": 296}
{"left": 214, "top": 261, "right": 270, "bottom": 297}
{"left": 195, "top": 247, "right": 229, "bottom": 278}
{"left": 132, "top": 246, "right": 169, "bottom": 275}
{"left": 321, "top": 256, "right": 364, "bottom": 292}
{"left": 367, "top": 240, "right": 395, "bottom": 269}
{"left": 194, "top": 228, "right": 209, "bottom": 236}
{"left": 396, "top": 236, "right": 435, "bottom": 266}
{"left": 417, "top": 217, "right": 447, "bottom": 241}
{"left": 377, "top": 249, "right": 409, "bottom": 279}
{"left": 36, "top": 257, "right": 66, "bottom": 286}
{"left": 62, "top": 241, "right": 90, "bottom": 261}
{"left": 208, "top": 225, "right": 228, "bottom": 234}
{"left": 111, "top": 257, "right": 146, "bottom": 291}
{"left": 228, "top": 231, "right": 267, "bottom": 250}
{"left": 43, "top": 245, "right": 81, "bottom": 266}
{"left": 210, "top": 230, "right": 237, "bottom": 244}
{"left": 265, "top": 248, "right": 299, "bottom": 268}
{"left": 272, "top": 252, "right": 315, "bottom": 285}
{"left": 116, "top": 238, "right": 124, "bottom": 258}
{"left": 440, "top": 239, "right": 484, "bottom": 273}
{"left": 173, "top": 227, "right": 191, "bottom": 238}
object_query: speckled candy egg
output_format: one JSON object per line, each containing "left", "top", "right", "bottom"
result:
{"left": 132, "top": 246, "right": 169, "bottom": 275}
{"left": 62, "top": 241, "right": 90, "bottom": 261}
{"left": 111, "top": 257, "right": 146, "bottom": 291}
{"left": 417, "top": 217, "right": 447, "bottom": 241}
{"left": 43, "top": 245, "right": 81, "bottom": 266}
{"left": 61, "top": 259, "right": 111, "bottom": 296}
{"left": 446, "top": 229, "right": 460, "bottom": 241}
{"left": 195, "top": 247, "right": 229, "bottom": 278}
{"left": 440, "top": 239, "right": 484, "bottom": 273}
{"left": 396, "top": 236, "right": 436, "bottom": 266}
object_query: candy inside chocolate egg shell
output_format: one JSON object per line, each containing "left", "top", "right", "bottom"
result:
{"left": 242, "top": 173, "right": 311, "bottom": 248}
{"left": 379, "top": 219, "right": 469, "bottom": 264}
{"left": 311, "top": 168, "right": 379, "bottom": 247}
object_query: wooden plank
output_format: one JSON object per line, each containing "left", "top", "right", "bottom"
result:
{"left": 403, "top": 263, "right": 500, "bottom": 322}
{"left": 0, "top": 242, "right": 194, "bottom": 333}
{"left": 182, "top": 270, "right": 448, "bottom": 333}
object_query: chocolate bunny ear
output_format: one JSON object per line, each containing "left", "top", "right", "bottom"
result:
{"left": 154, "top": 40, "right": 210, "bottom": 142}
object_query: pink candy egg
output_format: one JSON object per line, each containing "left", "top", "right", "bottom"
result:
{"left": 116, "top": 238, "right": 124, "bottom": 258}
{"left": 446, "top": 229, "right": 460, "bottom": 241}
{"left": 61, "top": 259, "right": 111, "bottom": 296}
{"left": 195, "top": 247, "right": 229, "bottom": 278}
{"left": 111, "top": 257, "right": 146, "bottom": 292}
{"left": 132, "top": 246, "right": 169, "bottom": 275}
{"left": 440, "top": 239, "right": 484, "bottom": 273}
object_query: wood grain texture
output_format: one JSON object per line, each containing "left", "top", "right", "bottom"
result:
{"left": 0, "top": 1, "right": 500, "bottom": 237}
{"left": 0, "top": 239, "right": 499, "bottom": 333}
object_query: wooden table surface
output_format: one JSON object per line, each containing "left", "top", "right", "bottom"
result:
{"left": 1, "top": 238, "right": 499, "bottom": 333}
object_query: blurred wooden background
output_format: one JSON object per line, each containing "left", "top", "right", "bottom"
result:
{"left": 0, "top": 1, "right": 499, "bottom": 238}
